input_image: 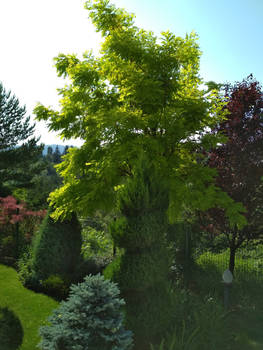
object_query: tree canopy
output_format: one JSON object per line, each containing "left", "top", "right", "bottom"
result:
{"left": 34, "top": 0, "right": 246, "bottom": 227}
{"left": 199, "top": 75, "right": 263, "bottom": 272}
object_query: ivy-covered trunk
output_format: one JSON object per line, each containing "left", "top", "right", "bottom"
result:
{"left": 105, "top": 164, "right": 174, "bottom": 349}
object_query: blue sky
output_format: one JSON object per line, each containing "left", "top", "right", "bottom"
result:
{"left": 0, "top": 0, "right": 262, "bottom": 145}
{"left": 111, "top": 0, "right": 263, "bottom": 85}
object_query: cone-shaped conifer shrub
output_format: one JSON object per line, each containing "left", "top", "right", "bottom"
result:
{"left": 38, "top": 274, "right": 133, "bottom": 350}
{"left": 104, "top": 161, "right": 174, "bottom": 349}
{"left": 32, "top": 208, "right": 82, "bottom": 283}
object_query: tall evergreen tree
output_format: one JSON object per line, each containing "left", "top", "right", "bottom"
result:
{"left": 53, "top": 145, "right": 61, "bottom": 164}
{"left": 46, "top": 146, "right": 53, "bottom": 162}
{"left": 0, "top": 82, "right": 43, "bottom": 194}
{"left": 63, "top": 145, "right": 69, "bottom": 155}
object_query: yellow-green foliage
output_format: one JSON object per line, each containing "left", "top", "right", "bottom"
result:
{"left": 34, "top": 0, "right": 246, "bottom": 229}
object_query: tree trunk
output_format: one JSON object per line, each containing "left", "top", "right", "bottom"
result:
{"left": 229, "top": 246, "right": 236, "bottom": 275}
{"left": 14, "top": 207, "right": 20, "bottom": 259}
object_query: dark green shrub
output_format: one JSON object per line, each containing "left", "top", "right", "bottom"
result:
{"left": 41, "top": 275, "right": 69, "bottom": 300}
{"left": 1, "top": 236, "right": 16, "bottom": 256}
{"left": 0, "top": 235, "right": 16, "bottom": 267}
{"left": 38, "top": 274, "right": 133, "bottom": 350}
{"left": 0, "top": 307, "right": 24, "bottom": 350}
{"left": 32, "top": 209, "right": 82, "bottom": 282}
{"left": 76, "top": 254, "right": 113, "bottom": 281}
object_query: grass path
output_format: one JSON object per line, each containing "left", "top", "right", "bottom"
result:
{"left": 0, "top": 264, "right": 58, "bottom": 350}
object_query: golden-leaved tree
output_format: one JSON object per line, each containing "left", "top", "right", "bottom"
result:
{"left": 34, "top": 1, "right": 246, "bottom": 347}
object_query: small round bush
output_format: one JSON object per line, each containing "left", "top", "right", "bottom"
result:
{"left": 0, "top": 307, "right": 24, "bottom": 350}
{"left": 41, "top": 275, "right": 69, "bottom": 300}
{"left": 38, "top": 274, "right": 133, "bottom": 350}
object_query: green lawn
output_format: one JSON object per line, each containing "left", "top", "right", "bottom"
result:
{"left": 0, "top": 264, "right": 58, "bottom": 350}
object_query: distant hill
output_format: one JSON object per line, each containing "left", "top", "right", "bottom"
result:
{"left": 42, "top": 144, "right": 74, "bottom": 155}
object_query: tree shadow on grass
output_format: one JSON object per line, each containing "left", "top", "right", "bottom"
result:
{"left": 0, "top": 307, "right": 24, "bottom": 350}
